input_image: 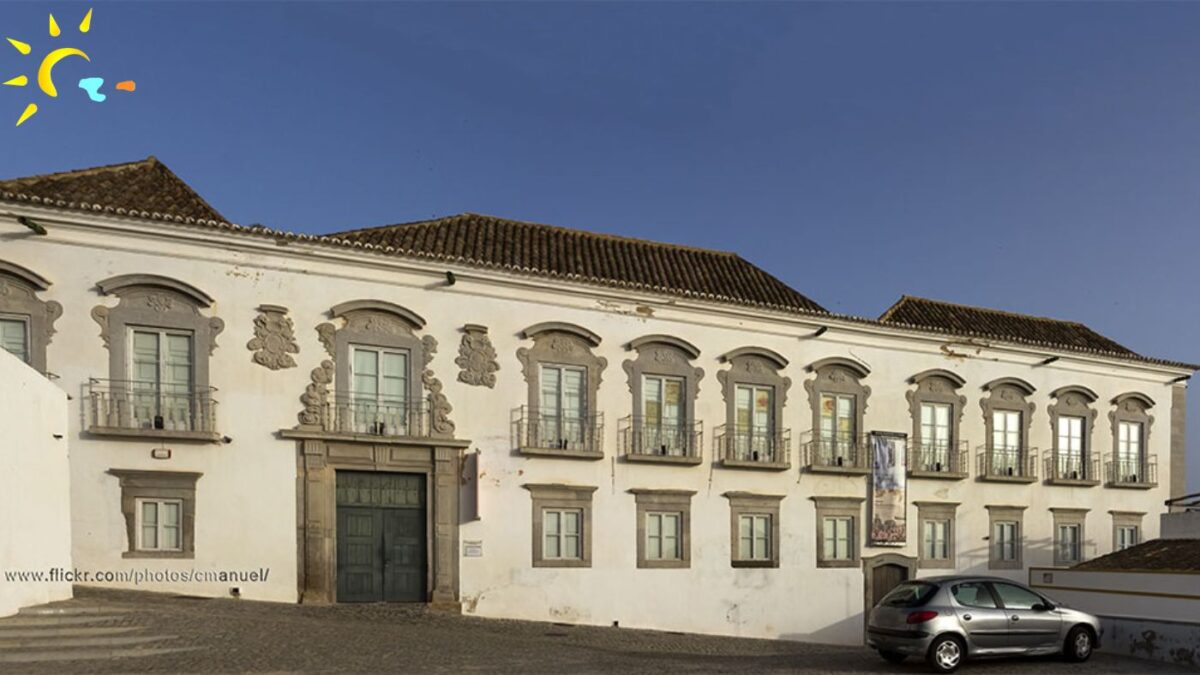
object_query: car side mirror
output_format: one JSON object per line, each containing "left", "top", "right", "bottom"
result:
{"left": 1033, "top": 602, "right": 1053, "bottom": 612}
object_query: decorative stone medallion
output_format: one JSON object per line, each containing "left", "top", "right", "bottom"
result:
{"left": 455, "top": 324, "right": 499, "bottom": 388}
{"left": 247, "top": 304, "right": 300, "bottom": 370}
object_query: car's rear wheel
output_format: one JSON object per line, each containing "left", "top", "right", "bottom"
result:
{"left": 1064, "top": 626, "right": 1094, "bottom": 662}
{"left": 926, "top": 635, "right": 965, "bottom": 673}
{"left": 878, "top": 649, "right": 906, "bottom": 664}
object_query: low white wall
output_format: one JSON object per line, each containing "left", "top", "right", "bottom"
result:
{"left": 1161, "top": 511, "right": 1200, "bottom": 539}
{"left": 0, "top": 350, "right": 72, "bottom": 617}
{"left": 1029, "top": 566, "right": 1200, "bottom": 667}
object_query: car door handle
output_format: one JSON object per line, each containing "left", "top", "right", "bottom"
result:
{"left": 962, "top": 614, "right": 972, "bottom": 621}
{"left": 1011, "top": 616, "right": 1020, "bottom": 621}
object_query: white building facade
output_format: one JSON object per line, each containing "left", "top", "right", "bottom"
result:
{"left": 0, "top": 158, "right": 1191, "bottom": 644}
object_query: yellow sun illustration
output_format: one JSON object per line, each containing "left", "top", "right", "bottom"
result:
{"left": 5, "top": 9, "right": 94, "bottom": 127}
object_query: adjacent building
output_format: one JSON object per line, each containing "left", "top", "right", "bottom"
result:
{"left": 0, "top": 157, "right": 1192, "bottom": 643}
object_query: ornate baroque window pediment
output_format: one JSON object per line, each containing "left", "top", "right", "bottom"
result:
{"left": 0, "top": 259, "right": 62, "bottom": 373}
{"left": 297, "top": 300, "right": 455, "bottom": 439}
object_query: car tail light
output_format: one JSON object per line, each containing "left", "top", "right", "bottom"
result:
{"left": 906, "top": 610, "right": 939, "bottom": 624}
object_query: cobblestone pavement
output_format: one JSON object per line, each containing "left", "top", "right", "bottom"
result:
{"left": 0, "top": 588, "right": 1183, "bottom": 674}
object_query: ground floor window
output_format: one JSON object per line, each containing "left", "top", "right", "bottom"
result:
{"left": 526, "top": 483, "right": 596, "bottom": 568}
{"left": 922, "top": 520, "right": 949, "bottom": 561}
{"left": 136, "top": 498, "right": 182, "bottom": 552}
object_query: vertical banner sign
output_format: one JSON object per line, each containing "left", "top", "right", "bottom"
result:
{"left": 870, "top": 432, "right": 908, "bottom": 546}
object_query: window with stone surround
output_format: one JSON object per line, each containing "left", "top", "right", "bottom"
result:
{"left": 986, "top": 505, "right": 1025, "bottom": 570}
{"left": 725, "top": 492, "right": 783, "bottom": 568}
{"left": 915, "top": 501, "right": 958, "bottom": 569}
{"left": 906, "top": 369, "right": 967, "bottom": 476}
{"left": 524, "top": 483, "right": 596, "bottom": 568}
{"left": 515, "top": 323, "right": 606, "bottom": 458}
{"left": 979, "top": 378, "right": 1037, "bottom": 480}
{"left": 811, "top": 496, "right": 863, "bottom": 568}
{"left": 804, "top": 357, "right": 872, "bottom": 472}
{"left": 620, "top": 336, "right": 704, "bottom": 462}
{"left": 108, "top": 469, "right": 200, "bottom": 559}
{"left": 630, "top": 489, "right": 694, "bottom": 569}
{"left": 1052, "top": 508, "right": 1088, "bottom": 566}
{"left": 1108, "top": 393, "right": 1156, "bottom": 486}
{"left": 716, "top": 347, "right": 792, "bottom": 468}
{"left": 0, "top": 260, "right": 62, "bottom": 373}
{"left": 1047, "top": 386, "right": 1100, "bottom": 484}
{"left": 89, "top": 274, "right": 223, "bottom": 440}
{"left": 1110, "top": 511, "right": 1144, "bottom": 552}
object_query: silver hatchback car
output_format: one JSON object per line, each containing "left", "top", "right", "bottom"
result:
{"left": 866, "top": 575, "right": 1101, "bottom": 672}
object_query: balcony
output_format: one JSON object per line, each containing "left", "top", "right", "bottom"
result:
{"left": 512, "top": 406, "right": 604, "bottom": 460}
{"left": 714, "top": 425, "right": 791, "bottom": 470}
{"left": 321, "top": 393, "right": 432, "bottom": 439}
{"left": 85, "top": 378, "right": 220, "bottom": 442}
{"left": 908, "top": 441, "right": 970, "bottom": 480}
{"left": 1105, "top": 455, "right": 1158, "bottom": 489}
{"left": 976, "top": 446, "right": 1038, "bottom": 483}
{"left": 1044, "top": 454, "right": 1101, "bottom": 487}
{"left": 618, "top": 417, "right": 703, "bottom": 465}
{"left": 803, "top": 433, "right": 872, "bottom": 475}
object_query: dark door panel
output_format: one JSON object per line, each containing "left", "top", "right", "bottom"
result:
{"left": 335, "top": 471, "right": 427, "bottom": 604}
{"left": 337, "top": 507, "right": 383, "bottom": 602}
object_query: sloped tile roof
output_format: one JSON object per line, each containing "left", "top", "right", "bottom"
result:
{"left": 328, "top": 213, "right": 829, "bottom": 314}
{"left": 880, "top": 295, "right": 1138, "bottom": 355}
{"left": 1072, "top": 538, "right": 1200, "bottom": 572}
{"left": 0, "top": 158, "right": 1194, "bottom": 371}
{"left": 0, "top": 157, "right": 225, "bottom": 223}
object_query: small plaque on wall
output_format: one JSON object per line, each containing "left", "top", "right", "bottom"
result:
{"left": 151, "top": 448, "right": 172, "bottom": 460}
{"left": 463, "top": 540, "right": 483, "bottom": 557}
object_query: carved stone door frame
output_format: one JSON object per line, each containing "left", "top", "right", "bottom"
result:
{"left": 284, "top": 430, "right": 469, "bottom": 609}
{"left": 861, "top": 552, "right": 919, "bottom": 640}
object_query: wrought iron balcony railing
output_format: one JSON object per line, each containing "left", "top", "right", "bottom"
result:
{"left": 908, "top": 441, "right": 970, "bottom": 478}
{"left": 618, "top": 416, "right": 702, "bottom": 462}
{"left": 804, "top": 433, "right": 872, "bottom": 472}
{"left": 976, "top": 446, "right": 1038, "bottom": 481}
{"left": 321, "top": 393, "right": 431, "bottom": 438}
{"left": 1044, "top": 454, "right": 1101, "bottom": 484}
{"left": 512, "top": 406, "right": 604, "bottom": 457}
{"left": 715, "top": 424, "right": 791, "bottom": 467}
{"left": 86, "top": 378, "right": 218, "bottom": 439}
{"left": 1106, "top": 455, "right": 1158, "bottom": 488}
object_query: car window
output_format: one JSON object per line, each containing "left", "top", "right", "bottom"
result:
{"left": 991, "top": 583, "right": 1044, "bottom": 610}
{"left": 951, "top": 582, "right": 997, "bottom": 608}
{"left": 878, "top": 582, "right": 938, "bottom": 608}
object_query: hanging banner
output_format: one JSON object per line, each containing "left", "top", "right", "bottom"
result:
{"left": 870, "top": 431, "right": 907, "bottom": 546}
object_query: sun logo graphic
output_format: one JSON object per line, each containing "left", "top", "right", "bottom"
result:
{"left": 4, "top": 8, "right": 135, "bottom": 127}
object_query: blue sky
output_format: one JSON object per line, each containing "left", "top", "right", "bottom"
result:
{"left": 2, "top": 1, "right": 1198, "bottom": 489}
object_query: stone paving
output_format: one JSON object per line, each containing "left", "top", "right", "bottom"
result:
{"left": 0, "top": 587, "right": 1185, "bottom": 673}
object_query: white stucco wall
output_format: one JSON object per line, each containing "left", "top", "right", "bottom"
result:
{"left": 1030, "top": 567, "right": 1200, "bottom": 666}
{"left": 0, "top": 349, "right": 72, "bottom": 617}
{"left": 0, "top": 210, "right": 1188, "bottom": 643}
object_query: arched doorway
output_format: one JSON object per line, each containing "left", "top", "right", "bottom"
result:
{"left": 861, "top": 553, "right": 918, "bottom": 639}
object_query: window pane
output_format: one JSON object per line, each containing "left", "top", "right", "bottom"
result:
{"left": 738, "top": 515, "right": 752, "bottom": 559}
{"left": 140, "top": 501, "right": 158, "bottom": 549}
{"left": 992, "top": 583, "right": 1044, "bottom": 610}
{"left": 381, "top": 352, "right": 408, "bottom": 402}
{"left": 643, "top": 376, "right": 662, "bottom": 422}
{"left": 0, "top": 318, "right": 30, "bottom": 363}
{"left": 352, "top": 349, "right": 378, "bottom": 396}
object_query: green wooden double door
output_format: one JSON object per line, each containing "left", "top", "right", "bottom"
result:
{"left": 335, "top": 471, "right": 426, "bottom": 603}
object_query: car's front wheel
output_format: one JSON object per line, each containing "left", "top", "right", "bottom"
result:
{"left": 1064, "top": 626, "right": 1094, "bottom": 662}
{"left": 926, "top": 635, "right": 965, "bottom": 673}
{"left": 878, "top": 649, "right": 906, "bottom": 664}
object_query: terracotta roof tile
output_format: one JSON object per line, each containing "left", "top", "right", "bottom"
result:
{"left": 1072, "top": 539, "right": 1200, "bottom": 572}
{"left": 328, "top": 213, "right": 829, "bottom": 314}
{"left": 880, "top": 295, "right": 1137, "bottom": 355}
{"left": 0, "top": 157, "right": 225, "bottom": 223}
